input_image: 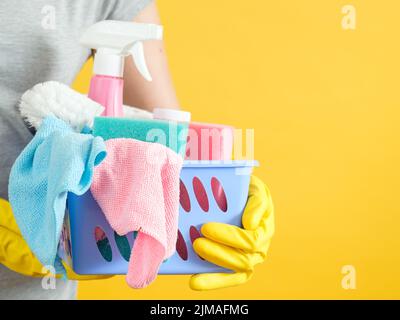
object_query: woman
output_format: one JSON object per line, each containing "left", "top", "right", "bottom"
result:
{"left": 0, "top": 0, "right": 274, "bottom": 299}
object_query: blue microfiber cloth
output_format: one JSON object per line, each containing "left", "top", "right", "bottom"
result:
{"left": 8, "top": 116, "right": 107, "bottom": 273}
{"left": 93, "top": 117, "right": 188, "bottom": 156}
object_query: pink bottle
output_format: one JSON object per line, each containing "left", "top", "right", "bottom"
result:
{"left": 185, "top": 122, "right": 234, "bottom": 161}
{"left": 89, "top": 75, "right": 124, "bottom": 117}
{"left": 87, "top": 47, "right": 126, "bottom": 117}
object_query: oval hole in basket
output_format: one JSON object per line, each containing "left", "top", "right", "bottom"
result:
{"left": 211, "top": 177, "right": 228, "bottom": 212}
{"left": 94, "top": 226, "right": 112, "bottom": 262}
{"left": 189, "top": 226, "right": 205, "bottom": 261}
{"left": 176, "top": 229, "right": 188, "bottom": 261}
{"left": 179, "top": 179, "right": 191, "bottom": 212}
{"left": 192, "top": 177, "right": 209, "bottom": 212}
{"left": 114, "top": 232, "right": 131, "bottom": 262}
{"left": 189, "top": 225, "right": 202, "bottom": 244}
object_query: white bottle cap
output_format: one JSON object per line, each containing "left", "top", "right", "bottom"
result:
{"left": 153, "top": 108, "right": 191, "bottom": 123}
{"left": 93, "top": 49, "right": 125, "bottom": 77}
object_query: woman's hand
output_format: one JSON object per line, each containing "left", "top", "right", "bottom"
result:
{"left": 189, "top": 176, "right": 275, "bottom": 290}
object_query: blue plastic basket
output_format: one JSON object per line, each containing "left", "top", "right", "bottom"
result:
{"left": 59, "top": 161, "right": 257, "bottom": 275}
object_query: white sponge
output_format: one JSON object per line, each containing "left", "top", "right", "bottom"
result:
{"left": 19, "top": 81, "right": 104, "bottom": 132}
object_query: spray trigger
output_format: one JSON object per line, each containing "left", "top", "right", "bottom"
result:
{"left": 80, "top": 20, "right": 162, "bottom": 81}
{"left": 130, "top": 41, "right": 152, "bottom": 82}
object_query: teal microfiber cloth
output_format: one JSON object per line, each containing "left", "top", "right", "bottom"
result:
{"left": 8, "top": 116, "right": 107, "bottom": 273}
{"left": 93, "top": 117, "right": 188, "bottom": 156}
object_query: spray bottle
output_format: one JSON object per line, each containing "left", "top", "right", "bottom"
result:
{"left": 80, "top": 20, "right": 163, "bottom": 117}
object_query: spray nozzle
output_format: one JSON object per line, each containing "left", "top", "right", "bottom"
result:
{"left": 80, "top": 20, "right": 163, "bottom": 81}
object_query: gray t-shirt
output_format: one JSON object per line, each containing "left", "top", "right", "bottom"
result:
{"left": 0, "top": 0, "right": 152, "bottom": 300}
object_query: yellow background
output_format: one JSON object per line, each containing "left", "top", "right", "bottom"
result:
{"left": 73, "top": 0, "right": 400, "bottom": 299}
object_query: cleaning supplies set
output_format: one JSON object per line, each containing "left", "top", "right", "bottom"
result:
{"left": 8, "top": 21, "right": 258, "bottom": 289}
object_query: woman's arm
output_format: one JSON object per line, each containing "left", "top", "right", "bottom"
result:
{"left": 123, "top": 1, "right": 179, "bottom": 111}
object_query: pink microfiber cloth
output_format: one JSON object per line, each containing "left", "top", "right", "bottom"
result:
{"left": 91, "top": 138, "right": 183, "bottom": 288}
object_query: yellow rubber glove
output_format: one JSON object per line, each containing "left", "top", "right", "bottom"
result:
{"left": 190, "top": 175, "right": 274, "bottom": 290}
{"left": 0, "top": 198, "right": 111, "bottom": 280}
{"left": 0, "top": 198, "right": 46, "bottom": 277}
